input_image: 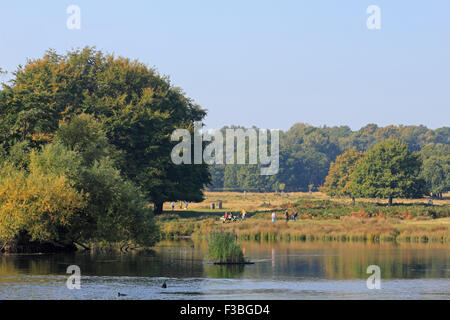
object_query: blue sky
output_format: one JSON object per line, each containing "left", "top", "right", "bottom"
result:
{"left": 0, "top": 1, "right": 449, "bottom": 131}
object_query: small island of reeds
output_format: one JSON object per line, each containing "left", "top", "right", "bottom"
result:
{"left": 205, "top": 232, "right": 252, "bottom": 264}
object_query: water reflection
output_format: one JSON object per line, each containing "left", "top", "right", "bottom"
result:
{"left": 204, "top": 264, "right": 245, "bottom": 279}
{"left": 0, "top": 240, "right": 449, "bottom": 299}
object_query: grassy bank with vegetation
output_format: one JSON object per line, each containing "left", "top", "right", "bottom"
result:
{"left": 156, "top": 192, "right": 450, "bottom": 243}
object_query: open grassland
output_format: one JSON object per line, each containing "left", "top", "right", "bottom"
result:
{"left": 184, "top": 191, "right": 450, "bottom": 211}
{"left": 157, "top": 192, "right": 450, "bottom": 243}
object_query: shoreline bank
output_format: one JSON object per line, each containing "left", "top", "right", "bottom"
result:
{"left": 158, "top": 216, "right": 450, "bottom": 244}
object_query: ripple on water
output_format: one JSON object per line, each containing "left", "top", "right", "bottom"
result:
{"left": 1, "top": 275, "right": 450, "bottom": 300}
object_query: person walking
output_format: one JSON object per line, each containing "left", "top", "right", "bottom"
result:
{"left": 272, "top": 211, "right": 277, "bottom": 224}
{"left": 241, "top": 209, "right": 246, "bottom": 221}
{"left": 285, "top": 210, "right": 289, "bottom": 222}
{"left": 293, "top": 211, "right": 298, "bottom": 221}
{"left": 171, "top": 202, "right": 175, "bottom": 211}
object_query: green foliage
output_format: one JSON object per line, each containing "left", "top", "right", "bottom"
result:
{"left": 29, "top": 142, "right": 82, "bottom": 180}
{"left": 350, "top": 139, "right": 427, "bottom": 203}
{"left": 208, "top": 124, "right": 448, "bottom": 192}
{"left": 3, "top": 140, "right": 32, "bottom": 169}
{"left": 223, "top": 164, "right": 278, "bottom": 192}
{"left": 206, "top": 232, "right": 244, "bottom": 263}
{"left": 322, "top": 148, "right": 364, "bottom": 198}
{"left": 420, "top": 143, "right": 449, "bottom": 197}
{"left": 0, "top": 47, "right": 210, "bottom": 215}
{"left": 277, "top": 125, "right": 335, "bottom": 191}
{"left": 0, "top": 161, "right": 86, "bottom": 243}
{"left": 76, "top": 157, "right": 158, "bottom": 246}
{"left": 55, "top": 113, "right": 116, "bottom": 166}
{"left": 0, "top": 114, "right": 158, "bottom": 247}
{"left": 204, "top": 264, "right": 245, "bottom": 278}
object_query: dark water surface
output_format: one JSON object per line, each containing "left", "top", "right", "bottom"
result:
{"left": 1, "top": 240, "right": 449, "bottom": 299}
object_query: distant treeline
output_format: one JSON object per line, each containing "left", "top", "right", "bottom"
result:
{"left": 208, "top": 124, "right": 449, "bottom": 196}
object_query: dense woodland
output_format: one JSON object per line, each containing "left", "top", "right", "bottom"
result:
{"left": 208, "top": 124, "right": 449, "bottom": 198}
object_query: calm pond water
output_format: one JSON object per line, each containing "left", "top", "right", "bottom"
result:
{"left": 0, "top": 240, "right": 449, "bottom": 300}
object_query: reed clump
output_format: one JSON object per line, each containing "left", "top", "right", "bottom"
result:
{"left": 206, "top": 232, "right": 245, "bottom": 263}
{"left": 194, "top": 217, "right": 450, "bottom": 243}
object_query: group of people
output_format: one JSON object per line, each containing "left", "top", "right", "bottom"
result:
{"left": 221, "top": 208, "right": 300, "bottom": 224}
{"left": 271, "top": 210, "right": 298, "bottom": 224}
{"left": 169, "top": 202, "right": 299, "bottom": 225}
{"left": 171, "top": 201, "right": 189, "bottom": 211}
{"left": 222, "top": 209, "right": 247, "bottom": 223}
{"left": 169, "top": 201, "right": 300, "bottom": 225}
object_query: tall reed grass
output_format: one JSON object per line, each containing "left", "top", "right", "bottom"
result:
{"left": 156, "top": 197, "right": 450, "bottom": 244}
{"left": 206, "top": 232, "right": 245, "bottom": 263}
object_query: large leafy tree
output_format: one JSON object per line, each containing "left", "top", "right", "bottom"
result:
{"left": 350, "top": 139, "right": 427, "bottom": 205}
{"left": 0, "top": 47, "right": 210, "bottom": 214}
{"left": 321, "top": 148, "right": 364, "bottom": 202}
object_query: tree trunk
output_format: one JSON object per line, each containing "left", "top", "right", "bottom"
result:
{"left": 0, "top": 241, "right": 8, "bottom": 252}
{"left": 73, "top": 240, "right": 91, "bottom": 251}
{"left": 154, "top": 202, "right": 164, "bottom": 215}
{"left": 388, "top": 197, "right": 393, "bottom": 206}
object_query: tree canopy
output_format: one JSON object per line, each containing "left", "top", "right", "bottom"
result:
{"left": 0, "top": 115, "right": 158, "bottom": 248}
{"left": 350, "top": 139, "right": 427, "bottom": 205}
{"left": 208, "top": 123, "right": 448, "bottom": 193}
{"left": 321, "top": 148, "right": 364, "bottom": 199}
{"left": 0, "top": 47, "right": 211, "bottom": 250}
{"left": 420, "top": 143, "right": 450, "bottom": 198}
{"left": 0, "top": 47, "right": 210, "bottom": 215}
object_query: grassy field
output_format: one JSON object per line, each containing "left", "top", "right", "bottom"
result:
{"left": 181, "top": 191, "right": 450, "bottom": 211}
{"left": 157, "top": 192, "right": 450, "bottom": 243}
